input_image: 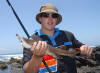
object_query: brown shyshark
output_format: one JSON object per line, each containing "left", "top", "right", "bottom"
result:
{"left": 16, "top": 34, "right": 81, "bottom": 59}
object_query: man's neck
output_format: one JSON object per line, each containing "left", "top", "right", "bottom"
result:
{"left": 41, "top": 28, "right": 55, "bottom": 36}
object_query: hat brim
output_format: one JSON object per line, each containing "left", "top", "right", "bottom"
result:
{"left": 36, "top": 9, "right": 62, "bottom": 25}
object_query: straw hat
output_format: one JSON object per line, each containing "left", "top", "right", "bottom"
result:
{"left": 36, "top": 3, "right": 62, "bottom": 25}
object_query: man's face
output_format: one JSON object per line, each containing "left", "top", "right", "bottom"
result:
{"left": 39, "top": 13, "right": 58, "bottom": 31}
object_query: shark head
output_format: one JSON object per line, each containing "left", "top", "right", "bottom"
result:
{"left": 16, "top": 34, "right": 24, "bottom": 44}
{"left": 16, "top": 34, "right": 31, "bottom": 49}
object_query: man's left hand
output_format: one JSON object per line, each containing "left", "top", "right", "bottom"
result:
{"left": 80, "top": 45, "right": 93, "bottom": 56}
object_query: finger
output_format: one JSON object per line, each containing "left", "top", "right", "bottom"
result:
{"left": 36, "top": 41, "right": 42, "bottom": 50}
{"left": 35, "top": 41, "right": 42, "bottom": 55}
{"left": 86, "top": 46, "right": 90, "bottom": 55}
{"left": 85, "top": 46, "right": 93, "bottom": 56}
{"left": 80, "top": 45, "right": 88, "bottom": 55}
{"left": 40, "top": 41, "right": 46, "bottom": 53}
{"left": 86, "top": 46, "right": 92, "bottom": 56}
{"left": 44, "top": 41, "right": 47, "bottom": 49}
{"left": 80, "top": 46, "right": 85, "bottom": 54}
{"left": 85, "top": 46, "right": 88, "bottom": 55}
{"left": 30, "top": 42, "right": 37, "bottom": 52}
{"left": 29, "top": 38, "right": 33, "bottom": 40}
{"left": 83, "top": 48, "right": 87, "bottom": 55}
{"left": 41, "top": 41, "right": 45, "bottom": 49}
{"left": 40, "top": 41, "right": 47, "bottom": 55}
{"left": 88, "top": 48, "right": 93, "bottom": 56}
{"left": 35, "top": 41, "right": 43, "bottom": 55}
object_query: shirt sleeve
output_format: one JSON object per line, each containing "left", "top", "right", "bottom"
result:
{"left": 71, "top": 34, "right": 84, "bottom": 48}
{"left": 23, "top": 48, "right": 33, "bottom": 65}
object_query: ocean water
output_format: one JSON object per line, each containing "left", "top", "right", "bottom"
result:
{"left": 0, "top": 53, "right": 23, "bottom": 62}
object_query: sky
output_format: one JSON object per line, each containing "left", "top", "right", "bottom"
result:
{"left": 0, "top": 0, "right": 100, "bottom": 54}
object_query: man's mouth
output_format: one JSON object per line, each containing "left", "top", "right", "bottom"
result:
{"left": 48, "top": 22, "right": 53, "bottom": 25}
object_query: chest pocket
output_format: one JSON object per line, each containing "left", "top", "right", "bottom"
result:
{"left": 55, "top": 31, "right": 73, "bottom": 49}
{"left": 64, "top": 42, "right": 73, "bottom": 50}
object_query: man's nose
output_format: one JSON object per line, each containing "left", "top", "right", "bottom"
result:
{"left": 48, "top": 16, "right": 53, "bottom": 19}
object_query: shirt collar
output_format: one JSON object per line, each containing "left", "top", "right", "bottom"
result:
{"left": 35, "top": 28, "right": 60, "bottom": 38}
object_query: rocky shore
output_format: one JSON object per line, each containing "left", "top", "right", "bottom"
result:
{"left": 0, "top": 58, "right": 23, "bottom": 73}
{"left": 0, "top": 46, "right": 100, "bottom": 73}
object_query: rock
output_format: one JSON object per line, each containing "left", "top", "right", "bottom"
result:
{"left": 8, "top": 58, "right": 22, "bottom": 66}
{"left": 76, "top": 46, "right": 100, "bottom": 73}
{"left": 1, "top": 46, "right": 100, "bottom": 73}
{"left": 77, "top": 65, "right": 100, "bottom": 73}
{"left": 0, "top": 61, "right": 8, "bottom": 70}
{"left": 94, "top": 46, "right": 100, "bottom": 51}
{"left": 10, "top": 62, "right": 24, "bottom": 73}
{"left": 95, "top": 52, "right": 100, "bottom": 63}
{"left": 75, "top": 56, "right": 96, "bottom": 67}
{"left": 93, "top": 46, "right": 100, "bottom": 64}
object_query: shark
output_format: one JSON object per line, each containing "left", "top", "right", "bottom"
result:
{"left": 16, "top": 34, "right": 81, "bottom": 59}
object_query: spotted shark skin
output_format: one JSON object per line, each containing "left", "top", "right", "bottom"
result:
{"left": 16, "top": 34, "right": 80, "bottom": 59}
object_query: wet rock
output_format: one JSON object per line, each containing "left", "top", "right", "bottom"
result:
{"left": 1, "top": 46, "right": 100, "bottom": 73}
{"left": 75, "top": 56, "right": 96, "bottom": 67}
{"left": 0, "top": 61, "right": 8, "bottom": 70}
{"left": 77, "top": 65, "right": 100, "bottom": 73}
{"left": 10, "top": 62, "right": 24, "bottom": 73}
{"left": 8, "top": 58, "right": 22, "bottom": 65}
{"left": 76, "top": 46, "right": 100, "bottom": 73}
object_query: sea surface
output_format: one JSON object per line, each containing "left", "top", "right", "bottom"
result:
{"left": 0, "top": 53, "right": 23, "bottom": 62}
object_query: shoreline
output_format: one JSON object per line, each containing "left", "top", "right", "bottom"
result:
{"left": 0, "top": 64, "right": 11, "bottom": 73}
{"left": 0, "top": 57, "right": 100, "bottom": 73}
{"left": 0, "top": 46, "right": 100, "bottom": 73}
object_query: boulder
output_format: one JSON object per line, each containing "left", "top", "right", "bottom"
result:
{"left": 0, "top": 61, "right": 8, "bottom": 70}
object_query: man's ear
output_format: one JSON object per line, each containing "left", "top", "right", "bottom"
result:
{"left": 39, "top": 17, "right": 42, "bottom": 23}
{"left": 56, "top": 19, "right": 58, "bottom": 25}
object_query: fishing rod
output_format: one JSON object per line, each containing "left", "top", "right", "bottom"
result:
{"left": 6, "top": 0, "right": 52, "bottom": 73}
{"left": 6, "top": 0, "right": 30, "bottom": 38}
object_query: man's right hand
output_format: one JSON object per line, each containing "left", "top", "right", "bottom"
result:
{"left": 30, "top": 41, "right": 47, "bottom": 57}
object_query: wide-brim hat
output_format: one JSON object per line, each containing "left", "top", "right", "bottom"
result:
{"left": 36, "top": 3, "right": 62, "bottom": 25}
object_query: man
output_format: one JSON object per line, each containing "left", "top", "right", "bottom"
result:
{"left": 23, "top": 3, "right": 93, "bottom": 73}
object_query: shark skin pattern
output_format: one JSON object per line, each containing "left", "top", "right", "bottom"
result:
{"left": 16, "top": 34, "right": 80, "bottom": 59}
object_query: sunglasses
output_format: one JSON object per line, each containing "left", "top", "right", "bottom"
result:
{"left": 40, "top": 13, "right": 59, "bottom": 18}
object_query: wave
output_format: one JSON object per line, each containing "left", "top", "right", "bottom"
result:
{"left": 0, "top": 53, "right": 23, "bottom": 62}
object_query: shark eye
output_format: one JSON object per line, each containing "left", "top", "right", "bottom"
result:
{"left": 21, "top": 40, "right": 23, "bottom": 43}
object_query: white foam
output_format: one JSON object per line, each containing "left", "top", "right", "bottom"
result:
{"left": 0, "top": 53, "right": 23, "bottom": 62}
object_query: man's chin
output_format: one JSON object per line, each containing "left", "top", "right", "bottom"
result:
{"left": 47, "top": 28, "right": 54, "bottom": 31}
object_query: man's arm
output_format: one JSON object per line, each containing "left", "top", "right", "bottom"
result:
{"left": 80, "top": 45, "right": 93, "bottom": 56}
{"left": 23, "top": 41, "right": 47, "bottom": 73}
{"left": 63, "top": 30, "right": 93, "bottom": 56}
{"left": 24, "top": 56, "right": 42, "bottom": 73}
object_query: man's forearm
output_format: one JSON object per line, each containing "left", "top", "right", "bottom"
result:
{"left": 24, "top": 55, "right": 43, "bottom": 73}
